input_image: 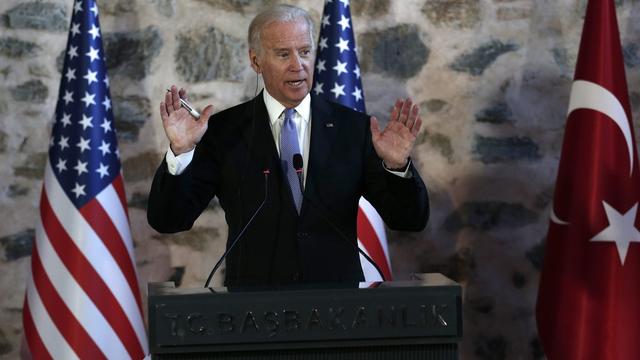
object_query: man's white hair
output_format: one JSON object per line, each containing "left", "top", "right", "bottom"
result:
{"left": 248, "top": 4, "right": 316, "bottom": 55}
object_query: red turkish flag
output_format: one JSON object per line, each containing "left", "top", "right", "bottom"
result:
{"left": 536, "top": 0, "right": 640, "bottom": 359}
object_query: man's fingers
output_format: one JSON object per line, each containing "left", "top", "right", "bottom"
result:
{"left": 370, "top": 116, "right": 381, "bottom": 138}
{"left": 171, "top": 85, "right": 181, "bottom": 111}
{"left": 406, "top": 104, "right": 420, "bottom": 130}
{"left": 160, "top": 101, "right": 169, "bottom": 121}
{"left": 411, "top": 117, "right": 423, "bottom": 137}
{"left": 200, "top": 104, "right": 215, "bottom": 123}
{"left": 390, "top": 99, "right": 403, "bottom": 122}
{"left": 178, "top": 88, "right": 189, "bottom": 101}
{"left": 398, "top": 98, "right": 413, "bottom": 125}
{"left": 164, "top": 90, "right": 174, "bottom": 113}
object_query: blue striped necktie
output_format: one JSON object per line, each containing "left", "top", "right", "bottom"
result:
{"left": 280, "top": 108, "right": 303, "bottom": 213}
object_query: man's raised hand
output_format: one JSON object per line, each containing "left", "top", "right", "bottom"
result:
{"left": 159, "top": 85, "right": 214, "bottom": 155}
{"left": 370, "top": 98, "right": 422, "bottom": 170}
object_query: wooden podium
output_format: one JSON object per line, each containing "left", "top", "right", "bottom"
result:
{"left": 148, "top": 273, "right": 462, "bottom": 359}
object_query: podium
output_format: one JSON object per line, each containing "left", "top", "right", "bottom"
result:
{"left": 148, "top": 273, "right": 462, "bottom": 359}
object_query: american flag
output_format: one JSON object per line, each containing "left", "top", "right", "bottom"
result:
{"left": 313, "top": 0, "right": 393, "bottom": 281}
{"left": 22, "top": 0, "right": 148, "bottom": 358}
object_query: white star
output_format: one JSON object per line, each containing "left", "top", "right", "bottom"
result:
{"left": 71, "top": 182, "right": 86, "bottom": 198}
{"left": 98, "top": 140, "right": 111, "bottom": 156}
{"left": 335, "top": 37, "right": 350, "bottom": 53}
{"left": 330, "top": 82, "right": 346, "bottom": 99}
{"left": 68, "top": 45, "right": 78, "bottom": 60}
{"left": 96, "top": 163, "right": 109, "bottom": 178}
{"left": 100, "top": 118, "right": 112, "bottom": 133}
{"left": 321, "top": 15, "right": 330, "bottom": 28}
{"left": 73, "top": 1, "right": 83, "bottom": 13}
{"left": 81, "top": 91, "right": 96, "bottom": 107}
{"left": 70, "top": 22, "right": 81, "bottom": 37}
{"left": 90, "top": 3, "right": 99, "bottom": 16}
{"left": 86, "top": 47, "right": 100, "bottom": 62}
{"left": 316, "top": 59, "right": 326, "bottom": 73}
{"left": 60, "top": 112, "right": 72, "bottom": 127}
{"left": 83, "top": 69, "right": 98, "bottom": 85}
{"left": 65, "top": 67, "right": 76, "bottom": 82}
{"left": 591, "top": 201, "right": 640, "bottom": 265}
{"left": 79, "top": 114, "right": 93, "bottom": 130}
{"left": 55, "top": 158, "right": 67, "bottom": 173}
{"left": 63, "top": 90, "right": 74, "bottom": 105}
{"left": 103, "top": 75, "right": 110, "bottom": 88}
{"left": 74, "top": 160, "right": 88, "bottom": 176}
{"left": 88, "top": 24, "right": 100, "bottom": 40}
{"left": 58, "top": 136, "right": 69, "bottom": 151}
{"left": 314, "top": 82, "right": 324, "bottom": 95}
{"left": 76, "top": 137, "right": 91, "bottom": 153}
{"left": 354, "top": 64, "right": 361, "bottom": 79}
{"left": 339, "top": 0, "right": 350, "bottom": 7}
{"left": 352, "top": 86, "right": 363, "bottom": 102}
{"left": 338, "top": 15, "right": 351, "bottom": 31}
{"left": 319, "top": 37, "right": 328, "bottom": 51}
{"left": 333, "top": 60, "right": 348, "bottom": 76}
{"left": 102, "top": 96, "right": 111, "bottom": 111}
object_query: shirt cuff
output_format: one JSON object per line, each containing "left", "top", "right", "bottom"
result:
{"left": 383, "top": 160, "right": 412, "bottom": 178}
{"left": 165, "top": 146, "right": 195, "bottom": 175}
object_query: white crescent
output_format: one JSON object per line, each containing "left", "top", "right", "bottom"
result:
{"left": 551, "top": 80, "right": 635, "bottom": 226}
{"left": 568, "top": 80, "right": 634, "bottom": 177}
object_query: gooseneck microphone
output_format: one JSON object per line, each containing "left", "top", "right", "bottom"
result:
{"left": 291, "top": 154, "right": 387, "bottom": 282}
{"left": 204, "top": 168, "right": 270, "bottom": 288}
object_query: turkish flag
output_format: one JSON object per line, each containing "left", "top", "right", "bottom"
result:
{"left": 536, "top": 0, "right": 640, "bottom": 359}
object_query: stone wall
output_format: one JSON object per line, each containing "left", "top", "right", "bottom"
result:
{"left": 2, "top": 0, "right": 640, "bottom": 358}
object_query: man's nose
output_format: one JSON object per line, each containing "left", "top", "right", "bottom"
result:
{"left": 288, "top": 54, "right": 303, "bottom": 71}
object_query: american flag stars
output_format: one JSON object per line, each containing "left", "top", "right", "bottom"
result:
{"left": 49, "top": 0, "right": 120, "bottom": 206}
{"left": 313, "top": 0, "right": 365, "bottom": 110}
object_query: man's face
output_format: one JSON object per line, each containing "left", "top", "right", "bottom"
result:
{"left": 252, "top": 19, "right": 315, "bottom": 108}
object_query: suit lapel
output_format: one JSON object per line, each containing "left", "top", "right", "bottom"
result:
{"left": 305, "top": 96, "right": 340, "bottom": 202}
{"left": 241, "top": 92, "right": 280, "bottom": 172}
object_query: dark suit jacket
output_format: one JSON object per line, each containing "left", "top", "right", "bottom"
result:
{"left": 147, "top": 93, "right": 429, "bottom": 286}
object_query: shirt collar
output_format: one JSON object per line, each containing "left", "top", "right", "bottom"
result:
{"left": 263, "top": 88, "right": 311, "bottom": 125}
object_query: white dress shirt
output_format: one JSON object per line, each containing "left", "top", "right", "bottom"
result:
{"left": 165, "top": 89, "right": 410, "bottom": 179}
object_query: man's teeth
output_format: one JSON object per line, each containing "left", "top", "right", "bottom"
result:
{"left": 288, "top": 80, "right": 304, "bottom": 85}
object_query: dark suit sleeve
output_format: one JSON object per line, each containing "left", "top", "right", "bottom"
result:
{"left": 147, "top": 124, "right": 219, "bottom": 233}
{"left": 361, "top": 117, "right": 429, "bottom": 231}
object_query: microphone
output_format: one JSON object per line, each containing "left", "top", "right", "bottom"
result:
{"left": 204, "top": 167, "right": 270, "bottom": 288}
{"left": 291, "top": 154, "right": 387, "bottom": 282}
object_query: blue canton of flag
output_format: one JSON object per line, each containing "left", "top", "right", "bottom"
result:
{"left": 51, "top": 0, "right": 118, "bottom": 208}
{"left": 313, "top": 0, "right": 365, "bottom": 112}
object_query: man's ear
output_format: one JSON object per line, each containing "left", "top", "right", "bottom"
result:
{"left": 249, "top": 49, "right": 261, "bottom": 74}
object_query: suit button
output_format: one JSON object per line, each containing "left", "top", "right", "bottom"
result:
{"left": 296, "top": 232, "right": 308, "bottom": 239}
{"left": 292, "top": 273, "right": 300, "bottom": 281}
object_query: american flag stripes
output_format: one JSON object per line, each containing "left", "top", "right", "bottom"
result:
{"left": 22, "top": 0, "right": 147, "bottom": 358}
{"left": 314, "top": 0, "right": 393, "bottom": 281}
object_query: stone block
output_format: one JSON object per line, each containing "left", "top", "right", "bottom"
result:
{"left": 112, "top": 95, "right": 152, "bottom": 142}
{"left": 417, "top": 131, "right": 454, "bottom": 163}
{"left": 496, "top": 7, "right": 531, "bottom": 21}
{"left": 473, "top": 135, "right": 541, "bottom": 163}
{"left": 351, "top": 0, "right": 390, "bottom": 17}
{"left": 423, "top": 99, "right": 448, "bottom": 113}
{"left": 14, "top": 152, "right": 47, "bottom": 179}
{"left": 128, "top": 192, "right": 148, "bottom": 209}
{"left": 104, "top": 26, "right": 163, "bottom": 80}
{"left": 422, "top": 0, "right": 480, "bottom": 29}
{"left": 623, "top": 42, "right": 640, "bottom": 68}
{"left": 99, "top": 0, "right": 136, "bottom": 15}
{"left": 0, "top": 37, "right": 40, "bottom": 58}
{"left": 444, "top": 201, "right": 539, "bottom": 232}
{"left": 474, "top": 336, "right": 507, "bottom": 360}
{"left": 11, "top": 80, "right": 48, "bottom": 103}
{"left": 475, "top": 102, "right": 513, "bottom": 124}
{"left": 122, "top": 151, "right": 161, "bottom": 183}
{"left": 175, "top": 27, "right": 246, "bottom": 82}
{"left": 151, "top": 0, "right": 176, "bottom": 17}
{"left": 525, "top": 242, "right": 544, "bottom": 271}
{"left": 153, "top": 227, "right": 219, "bottom": 251}
{"left": 7, "top": 184, "right": 29, "bottom": 198}
{"left": 359, "top": 25, "right": 429, "bottom": 79}
{"left": 0, "top": 131, "right": 6, "bottom": 152}
{"left": 3, "top": 2, "right": 67, "bottom": 31}
{"left": 195, "top": 0, "right": 276, "bottom": 13}
{"left": 1, "top": 229, "right": 34, "bottom": 261}
{"left": 450, "top": 40, "right": 519, "bottom": 76}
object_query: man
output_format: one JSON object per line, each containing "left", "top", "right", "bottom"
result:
{"left": 147, "top": 4, "right": 429, "bottom": 286}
